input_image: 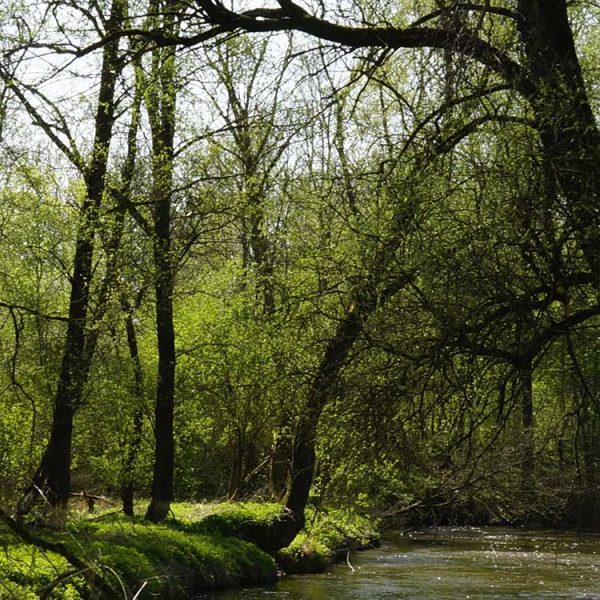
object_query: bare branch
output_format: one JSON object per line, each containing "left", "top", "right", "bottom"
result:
{"left": 0, "top": 300, "right": 69, "bottom": 323}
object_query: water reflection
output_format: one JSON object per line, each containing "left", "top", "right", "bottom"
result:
{"left": 202, "top": 528, "right": 600, "bottom": 600}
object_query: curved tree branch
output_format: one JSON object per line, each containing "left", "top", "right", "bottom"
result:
{"left": 0, "top": 508, "right": 120, "bottom": 599}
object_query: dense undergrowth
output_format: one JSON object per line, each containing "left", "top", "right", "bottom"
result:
{"left": 0, "top": 502, "right": 379, "bottom": 599}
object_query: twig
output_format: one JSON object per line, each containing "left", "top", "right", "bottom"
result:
{"left": 132, "top": 581, "right": 148, "bottom": 600}
{"left": 346, "top": 549, "right": 355, "bottom": 572}
{"left": 37, "top": 568, "right": 91, "bottom": 599}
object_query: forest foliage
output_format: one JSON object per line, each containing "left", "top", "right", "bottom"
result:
{"left": 0, "top": 0, "right": 600, "bottom": 540}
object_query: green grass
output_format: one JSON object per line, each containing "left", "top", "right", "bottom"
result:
{"left": 171, "top": 501, "right": 284, "bottom": 539}
{"left": 0, "top": 502, "right": 379, "bottom": 597}
{"left": 0, "top": 504, "right": 280, "bottom": 599}
{"left": 0, "top": 545, "right": 84, "bottom": 599}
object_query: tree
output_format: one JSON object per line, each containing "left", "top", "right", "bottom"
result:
{"left": 142, "top": 0, "right": 180, "bottom": 523}
{"left": 201, "top": 35, "right": 302, "bottom": 499}
{"left": 169, "top": 0, "right": 600, "bottom": 529}
{"left": 5, "top": 0, "right": 129, "bottom": 522}
{"left": 2, "top": 0, "right": 600, "bottom": 539}
{"left": 181, "top": 2, "right": 598, "bottom": 265}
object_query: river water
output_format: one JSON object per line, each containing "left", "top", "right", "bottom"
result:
{"left": 202, "top": 528, "right": 600, "bottom": 599}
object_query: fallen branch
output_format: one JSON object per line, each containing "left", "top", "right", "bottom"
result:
{"left": 68, "top": 491, "right": 116, "bottom": 513}
{"left": 0, "top": 508, "right": 122, "bottom": 599}
{"left": 37, "top": 568, "right": 90, "bottom": 600}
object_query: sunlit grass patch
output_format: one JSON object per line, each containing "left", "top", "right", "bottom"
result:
{"left": 276, "top": 507, "right": 380, "bottom": 574}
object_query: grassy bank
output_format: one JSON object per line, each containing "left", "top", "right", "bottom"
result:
{"left": 276, "top": 507, "right": 380, "bottom": 574}
{"left": 0, "top": 502, "right": 380, "bottom": 599}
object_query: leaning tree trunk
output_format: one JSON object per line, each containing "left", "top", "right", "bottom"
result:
{"left": 256, "top": 160, "right": 415, "bottom": 549}
{"left": 252, "top": 302, "right": 371, "bottom": 551}
{"left": 259, "top": 272, "right": 412, "bottom": 551}
{"left": 284, "top": 300, "right": 369, "bottom": 521}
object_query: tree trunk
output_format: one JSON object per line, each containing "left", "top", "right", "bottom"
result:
{"left": 146, "top": 215, "right": 176, "bottom": 522}
{"left": 517, "top": 0, "right": 600, "bottom": 281}
{"left": 121, "top": 295, "right": 145, "bottom": 517}
{"left": 145, "top": 14, "right": 178, "bottom": 521}
{"left": 517, "top": 358, "right": 535, "bottom": 499}
{"left": 285, "top": 301, "right": 367, "bottom": 518}
{"left": 17, "top": 1, "right": 123, "bottom": 520}
{"left": 250, "top": 292, "right": 382, "bottom": 552}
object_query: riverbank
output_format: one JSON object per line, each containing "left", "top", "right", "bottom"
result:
{"left": 0, "top": 502, "right": 380, "bottom": 598}
{"left": 212, "top": 526, "right": 600, "bottom": 600}
{"left": 276, "top": 507, "right": 380, "bottom": 574}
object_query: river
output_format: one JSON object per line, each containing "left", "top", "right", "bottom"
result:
{"left": 201, "top": 528, "right": 600, "bottom": 599}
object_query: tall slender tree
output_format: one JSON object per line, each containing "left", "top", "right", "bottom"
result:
{"left": 8, "top": 0, "right": 128, "bottom": 522}
{"left": 144, "top": 0, "right": 179, "bottom": 523}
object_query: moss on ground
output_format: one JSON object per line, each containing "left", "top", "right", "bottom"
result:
{"left": 276, "top": 507, "right": 380, "bottom": 574}
{"left": 0, "top": 505, "right": 278, "bottom": 599}
{"left": 0, "top": 502, "right": 379, "bottom": 598}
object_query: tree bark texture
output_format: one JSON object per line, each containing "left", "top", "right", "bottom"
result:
{"left": 145, "top": 19, "right": 178, "bottom": 522}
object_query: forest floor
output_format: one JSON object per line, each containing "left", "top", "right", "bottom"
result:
{"left": 0, "top": 501, "right": 380, "bottom": 599}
